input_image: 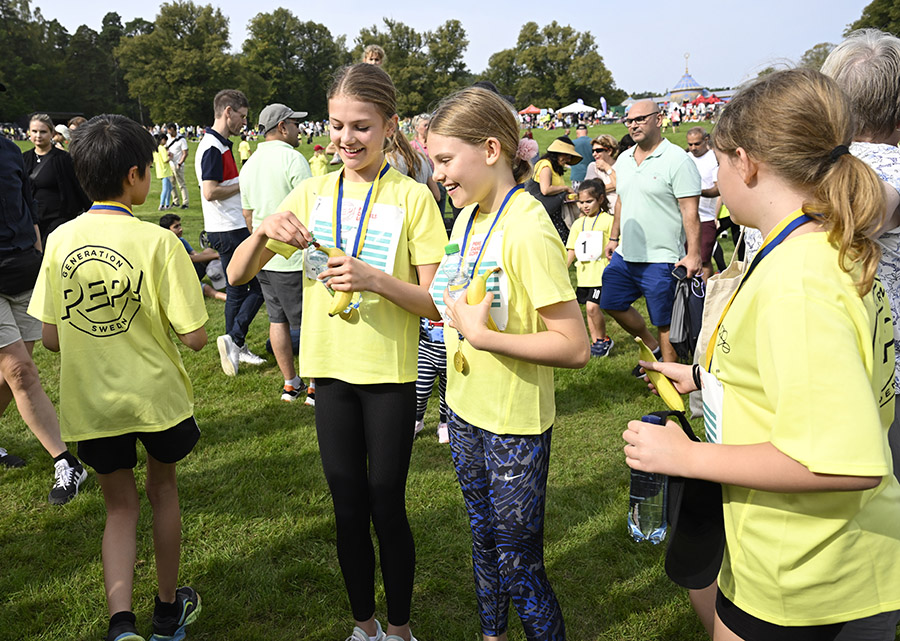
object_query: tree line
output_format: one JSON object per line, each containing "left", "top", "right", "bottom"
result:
{"left": 0, "top": 0, "right": 627, "bottom": 124}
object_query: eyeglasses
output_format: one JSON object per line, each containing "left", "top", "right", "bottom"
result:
{"left": 624, "top": 112, "right": 659, "bottom": 126}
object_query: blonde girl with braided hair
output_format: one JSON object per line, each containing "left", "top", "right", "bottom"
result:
{"left": 625, "top": 68, "right": 900, "bottom": 640}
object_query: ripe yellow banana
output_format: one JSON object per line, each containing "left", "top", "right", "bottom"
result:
{"left": 314, "top": 244, "right": 354, "bottom": 317}
{"left": 635, "top": 337, "right": 684, "bottom": 412}
{"left": 467, "top": 267, "right": 500, "bottom": 331}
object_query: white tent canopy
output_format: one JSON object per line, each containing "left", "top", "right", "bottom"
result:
{"left": 556, "top": 100, "right": 597, "bottom": 114}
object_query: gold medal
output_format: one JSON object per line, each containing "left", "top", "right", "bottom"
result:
{"left": 339, "top": 308, "right": 355, "bottom": 321}
{"left": 453, "top": 348, "right": 467, "bottom": 373}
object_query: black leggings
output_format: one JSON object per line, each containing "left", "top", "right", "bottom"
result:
{"left": 315, "top": 378, "right": 417, "bottom": 626}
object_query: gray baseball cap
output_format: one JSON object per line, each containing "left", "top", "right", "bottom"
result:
{"left": 258, "top": 103, "right": 308, "bottom": 133}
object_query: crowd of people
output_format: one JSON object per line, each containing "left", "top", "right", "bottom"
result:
{"left": 2, "top": 28, "right": 900, "bottom": 641}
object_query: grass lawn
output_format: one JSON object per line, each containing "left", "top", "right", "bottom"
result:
{"left": 4, "top": 124, "right": 723, "bottom": 641}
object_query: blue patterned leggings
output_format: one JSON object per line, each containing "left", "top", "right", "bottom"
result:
{"left": 448, "top": 412, "right": 565, "bottom": 640}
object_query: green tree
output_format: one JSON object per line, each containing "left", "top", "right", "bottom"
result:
{"left": 353, "top": 18, "right": 469, "bottom": 115}
{"left": 798, "top": 42, "right": 835, "bottom": 70}
{"left": 846, "top": 0, "right": 900, "bottom": 36}
{"left": 241, "top": 9, "right": 349, "bottom": 119}
{"left": 481, "top": 21, "right": 625, "bottom": 110}
{"left": 116, "top": 1, "right": 240, "bottom": 124}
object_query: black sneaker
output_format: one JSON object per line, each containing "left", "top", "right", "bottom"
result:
{"left": 48, "top": 459, "right": 87, "bottom": 505}
{"left": 281, "top": 381, "right": 307, "bottom": 402}
{"left": 107, "top": 619, "right": 145, "bottom": 641}
{"left": 0, "top": 447, "right": 25, "bottom": 468}
{"left": 150, "top": 586, "right": 201, "bottom": 641}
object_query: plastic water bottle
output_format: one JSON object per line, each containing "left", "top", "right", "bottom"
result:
{"left": 627, "top": 414, "right": 668, "bottom": 544}
{"left": 442, "top": 242, "right": 470, "bottom": 302}
{"left": 306, "top": 245, "right": 331, "bottom": 284}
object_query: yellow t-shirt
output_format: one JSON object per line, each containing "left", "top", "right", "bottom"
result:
{"left": 533, "top": 158, "right": 564, "bottom": 187}
{"left": 267, "top": 169, "right": 446, "bottom": 384}
{"left": 310, "top": 153, "right": 328, "bottom": 177}
{"left": 430, "top": 193, "right": 575, "bottom": 434}
{"left": 709, "top": 231, "right": 900, "bottom": 625}
{"left": 154, "top": 145, "right": 172, "bottom": 179}
{"left": 28, "top": 214, "right": 208, "bottom": 441}
{"left": 238, "top": 140, "right": 251, "bottom": 161}
{"left": 565, "top": 212, "right": 613, "bottom": 287}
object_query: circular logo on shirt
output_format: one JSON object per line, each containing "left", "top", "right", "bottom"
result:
{"left": 59, "top": 245, "right": 143, "bottom": 337}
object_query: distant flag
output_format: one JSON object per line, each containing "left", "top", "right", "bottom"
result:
{"left": 600, "top": 96, "right": 608, "bottom": 115}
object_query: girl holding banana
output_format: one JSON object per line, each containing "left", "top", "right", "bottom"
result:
{"left": 426, "top": 87, "right": 590, "bottom": 641}
{"left": 626, "top": 68, "right": 900, "bottom": 641}
{"left": 227, "top": 62, "right": 446, "bottom": 641}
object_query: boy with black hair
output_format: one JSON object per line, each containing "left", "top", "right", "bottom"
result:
{"left": 28, "top": 114, "right": 208, "bottom": 641}
{"left": 159, "top": 213, "right": 227, "bottom": 301}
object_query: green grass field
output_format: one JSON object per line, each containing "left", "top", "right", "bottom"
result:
{"left": 3, "top": 123, "right": 724, "bottom": 641}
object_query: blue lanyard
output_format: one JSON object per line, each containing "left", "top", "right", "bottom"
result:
{"left": 90, "top": 201, "right": 133, "bottom": 217}
{"left": 334, "top": 161, "right": 391, "bottom": 258}
{"left": 460, "top": 184, "right": 524, "bottom": 279}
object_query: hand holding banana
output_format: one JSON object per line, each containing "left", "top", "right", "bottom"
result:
{"left": 316, "top": 246, "right": 381, "bottom": 317}
{"left": 259, "top": 211, "right": 314, "bottom": 257}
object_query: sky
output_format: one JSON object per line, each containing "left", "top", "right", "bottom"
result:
{"left": 31, "top": 0, "right": 872, "bottom": 98}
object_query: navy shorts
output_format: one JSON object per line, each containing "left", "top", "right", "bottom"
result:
{"left": 77, "top": 416, "right": 200, "bottom": 475}
{"left": 599, "top": 252, "right": 676, "bottom": 327}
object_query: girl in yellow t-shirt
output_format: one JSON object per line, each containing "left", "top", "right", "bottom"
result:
{"left": 427, "top": 87, "right": 589, "bottom": 641}
{"left": 226, "top": 63, "right": 445, "bottom": 641}
{"left": 626, "top": 68, "right": 900, "bottom": 640}
{"left": 565, "top": 178, "right": 614, "bottom": 357}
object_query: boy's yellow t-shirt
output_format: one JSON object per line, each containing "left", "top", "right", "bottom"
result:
{"left": 267, "top": 169, "right": 446, "bottom": 384}
{"left": 709, "top": 231, "right": 900, "bottom": 625}
{"left": 565, "top": 212, "right": 613, "bottom": 287}
{"left": 429, "top": 193, "right": 575, "bottom": 435}
{"left": 238, "top": 140, "right": 251, "bottom": 161}
{"left": 28, "top": 214, "right": 208, "bottom": 441}
{"left": 532, "top": 158, "right": 565, "bottom": 186}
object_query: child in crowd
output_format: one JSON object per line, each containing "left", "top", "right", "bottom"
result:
{"left": 414, "top": 316, "right": 449, "bottom": 442}
{"left": 226, "top": 63, "right": 445, "bottom": 641}
{"left": 237, "top": 133, "right": 251, "bottom": 167}
{"left": 159, "top": 213, "right": 227, "bottom": 301}
{"left": 153, "top": 134, "right": 173, "bottom": 211}
{"left": 628, "top": 68, "right": 900, "bottom": 640}
{"left": 28, "top": 114, "right": 208, "bottom": 641}
{"left": 309, "top": 144, "right": 328, "bottom": 177}
{"left": 566, "top": 179, "right": 614, "bottom": 357}
{"left": 427, "top": 87, "right": 589, "bottom": 641}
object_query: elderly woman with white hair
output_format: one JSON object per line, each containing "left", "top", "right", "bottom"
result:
{"left": 822, "top": 29, "right": 900, "bottom": 491}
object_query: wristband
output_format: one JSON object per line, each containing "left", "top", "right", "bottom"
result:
{"left": 609, "top": 237, "right": 619, "bottom": 242}
{"left": 692, "top": 363, "right": 702, "bottom": 390}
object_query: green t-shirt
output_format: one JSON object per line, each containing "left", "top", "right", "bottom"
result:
{"left": 240, "top": 140, "right": 311, "bottom": 272}
{"left": 615, "top": 138, "right": 701, "bottom": 263}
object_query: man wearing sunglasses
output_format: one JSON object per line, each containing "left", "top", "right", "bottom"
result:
{"left": 601, "top": 99, "right": 701, "bottom": 366}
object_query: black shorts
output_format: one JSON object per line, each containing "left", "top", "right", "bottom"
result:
{"left": 716, "top": 589, "right": 900, "bottom": 641}
{"left": 576, "top": 286, "right": 602, "bottom": 305}
{"left": 77, "top": 416, "right": 200, "bottom": 475}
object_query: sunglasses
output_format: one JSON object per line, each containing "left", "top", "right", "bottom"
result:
{"left": 624, "top": 112, "right": 659, "bottom": 126}
{"left": 592, "top": 147, "right": 611, "bottom": 154}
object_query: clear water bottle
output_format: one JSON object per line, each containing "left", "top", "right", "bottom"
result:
{"left": 306, "top": 245, "right": 331, "bottom": 284}
{"left": 442, "top": 242, "right": 470, "bottom": 302}
{"left": 627, "top": 414, "right": 668, "bottom": 544}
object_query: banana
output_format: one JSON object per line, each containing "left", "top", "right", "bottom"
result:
{"left": 467, "top": 267, "right": 501, "bottom": 331}
{"left": 313, "top": 244, "right": 354, "bottom": 317}
{"left": 635, "top": 337, "right": 684, "bottom": 412}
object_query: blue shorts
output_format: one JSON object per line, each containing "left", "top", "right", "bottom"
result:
{"left": 599, "top": 252, "right": 676, "bottom": 327}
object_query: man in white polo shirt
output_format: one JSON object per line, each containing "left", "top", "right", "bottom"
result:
{"left": 240, "top": 103, "right": 312, "bottom": 401}
{"left": 195, "top": 89, "right": 265, "bottom": 376}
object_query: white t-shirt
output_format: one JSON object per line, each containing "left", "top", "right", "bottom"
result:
{"left": 689, "top": 149, "right": 718, "bottom": 222}
{"left": 852, "top": 141, "right": 900, "bottom": 393}
{"left": 167, "top": 135, "right": 188, "bottom": 165}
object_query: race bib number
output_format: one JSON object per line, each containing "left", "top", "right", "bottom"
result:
{"left": 699, "top": 367, "right": 724, "bottom": 444}
{"left": 574, "top": 230, "right": 605, "bottom": 262}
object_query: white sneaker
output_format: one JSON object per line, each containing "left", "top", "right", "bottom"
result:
{"left": 346, "top": 620, "right": 384, "bottom": 641}
{"left": 216, "top": 335, "right": 239, "bottom": 376}
{"left": 238, "top": 344, "right": 265, "bottom": 365}
{"left": 414, "top": 419, "right": 424, "bottom": 436}
{"left": 437, "top": 423, "right": 450, "bottom": 444}
{"left": 384, "top": 634, "right": 418, "bottom": 641}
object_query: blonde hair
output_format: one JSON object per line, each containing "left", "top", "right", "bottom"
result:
{"left": 386, "top": 128, "right": 423, "bottom": 178}
{"left": 821, "top": 29, "right": 900, "bottom": 140}
{"left": 714, "top": 68, "right": 884, "bottom": 295}
{"left": 328, "top": 63, "right": 396, "bottom": 124}
{"left": 429, "top": 87, "right": 531, "bottom": 183}
{"left": 29, "top": 113, "right": 54, "bottom": 133}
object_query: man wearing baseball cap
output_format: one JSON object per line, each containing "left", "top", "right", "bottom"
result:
{"left": 239, "top": 104, "right": 313, "bottom": 402}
